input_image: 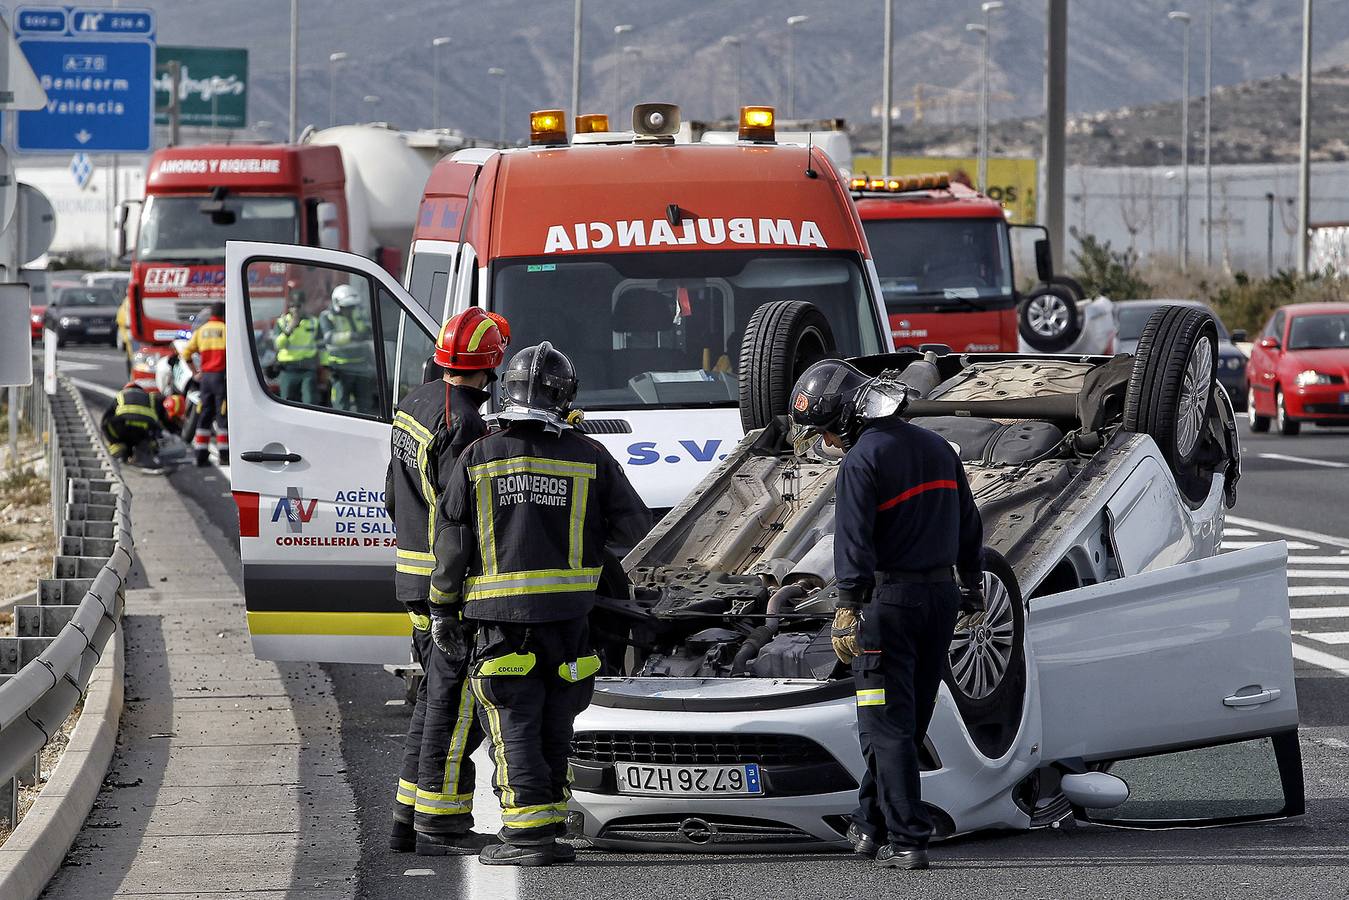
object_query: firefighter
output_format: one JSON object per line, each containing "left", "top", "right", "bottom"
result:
{"left": 789, "top": 359, "right": 984, "bottom": 871}
{"left": 272, "top": 289, "right": 321, "bottom": 406}
{"left": 386, "top": 308, "right": 508, "bottom": 856}
{"left": 100, "top": 381, "right": 165, "bottom": 463}
{"left": 182, "top": 302, "right": 229, "bottom": 467}
{"left": 319, "top": 283, "right": 376, "bottom": 413}
{"left": 430, "top": 342, "right": 649, "bottom": 867}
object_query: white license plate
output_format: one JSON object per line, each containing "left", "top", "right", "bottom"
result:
{"left": 1340, "top": 392, "right": 1349, "bottom": 404}
{"left": 86, "top": 325, "right": 111, "bottom": 334}
{"left": 614, "top": 762, "right": 763, "bottom": 797}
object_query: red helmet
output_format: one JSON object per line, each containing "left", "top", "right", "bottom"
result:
{"left": 163, "top": 394, "right": 187, "bottom": 422}
{"left": 486, "top": 311, "right": 511, "bottom": 346}
{"left": 435, "top": 307, "right": 505, "bottom": 371}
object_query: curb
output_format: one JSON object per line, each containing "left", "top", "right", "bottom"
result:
{"left": 0, "top": 590, "right": 125, "bottom": 898}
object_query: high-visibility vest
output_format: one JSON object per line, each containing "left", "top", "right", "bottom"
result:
{"left": 275, "top": 313, "right": 319, "bottom": 364}
{"left": 321, "top": 310, "right": 373, "bottom": 369}
{"left": 184, "top": 318, "right": 227, "bottom": 373}
{"left": 113, "top": 387, "right": 159, "bottom": 430}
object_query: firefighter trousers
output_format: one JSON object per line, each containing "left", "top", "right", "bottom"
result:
{"left": 851, "top": 582, "right": 960, "bottom": 850}
{"left": 102, "top": 417, "right": 153, "bottom": 460}
{"left": 395, "top": 615, "right": 485, "bottom": 835}
{"left": 195, "top": 371, "right": 228, "bottom": 455}
{"left": 469, "top": 616, "right": 597, "bottom": 846}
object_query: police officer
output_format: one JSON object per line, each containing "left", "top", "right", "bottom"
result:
{"left": 182, "top": 302, "right": 228, "bottom": 467}
{"left": 272, "top": 290, "right": 321, "bottom": 405}
{"left": 430, "top": 342, "right": 649, "bottom": 867}
{"left": 319, "top": 284, "right": 376, "bottom": 412}
{"left": 789, "top": 360, "right": 983, "bottom": 871}
{"left": 100, "top": 381, "right": 166, "bottom": 463}
{"left": 386, "top": 308, "right": 506, "bottom": 857}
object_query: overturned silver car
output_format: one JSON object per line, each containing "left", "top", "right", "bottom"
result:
{"left": 568, "top": 301, "right": 1302, "bottom": 851}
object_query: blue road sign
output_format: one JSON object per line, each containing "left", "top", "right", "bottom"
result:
{"left": 13, "top": 6, "right": 156, "bottom": 153}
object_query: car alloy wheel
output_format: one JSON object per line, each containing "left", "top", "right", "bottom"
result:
{"left": 948, "top": 571, "right": 1016, "bottom": 701}
{"left": 1175, "top": 334, "right": 1214, "bottom": 459}
{"left": 1025, "top": 293, "right": 1070, "bottom": 340}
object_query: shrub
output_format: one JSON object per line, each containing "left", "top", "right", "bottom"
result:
{"left": 1069, "top": 229, "right": 1152, "bottom": 300}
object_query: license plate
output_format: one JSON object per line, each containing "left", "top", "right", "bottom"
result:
{"left": 614, "top": 762, "right": 763, "bottom": 797}
{"left": 1341, "top": 392, "right": 1349, "bottom": 405}
{"left": 86, "top": 325, "right": 111, "bottom": 334}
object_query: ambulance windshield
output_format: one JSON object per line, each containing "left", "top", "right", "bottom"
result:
{"left": 862, "top": 218, "right": 1014, "bottom": 311}
{"left": 136, "top": 195, "right": 299, "bottom": 263}
{"left": 491, "top": 250, "right": 882, "bottom": 411}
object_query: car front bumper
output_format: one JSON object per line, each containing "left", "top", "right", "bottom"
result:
{"left": 1287, "top": 383, "right": 1349, "bottom": 422}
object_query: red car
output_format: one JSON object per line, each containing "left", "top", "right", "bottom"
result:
{"left": 1247, "top": 301, "right": 1349, "bottom": 435}
{"left": 29, "top": 303, "right": 45, "bottom": 340}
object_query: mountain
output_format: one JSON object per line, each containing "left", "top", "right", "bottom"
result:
{"left": 152, "top": 0, "right": 1349, "bottom": 145}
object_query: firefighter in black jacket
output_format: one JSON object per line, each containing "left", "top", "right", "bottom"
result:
{"left": 790, "top": 360, "right": 984, "bottom": 871}
{"left": 386, "top": 307, "right": 508, "bottom": 856}
{"left": 430, "top": 341, "right": 649, "bottom": 867}
{"left": 100, "top": 382, "right": 166, "bottom": 463}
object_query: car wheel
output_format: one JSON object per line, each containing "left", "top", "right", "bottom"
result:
{"left": 944, "top": 548, "right": 1025, "bottom": 759}
{"left": 55, "top": 332, "right": 66, "bottom": 348}
{"left": 1048, "top": 275, "right": 1087, "bottom": 301}
{"left": 1018, "top": 285, "right": 1082, "bottom": 352}
{"left": 738, "top": 300, "right": 836, "bottom": 431}
{"left": 181, "top": 407, "right": 200, "bottom": 443}
{"left": 1123, "top": 306, "right": 1219, "bottom": 504}
{"left": 1275, "top": 387, "right": 1301, "bottom": 436}
{"left": 1248, "top": 384, "right": 1270, "bottom": 433}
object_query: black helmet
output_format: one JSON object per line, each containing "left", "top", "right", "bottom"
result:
{"left": 789, "top": 359, "right": 870, "bottom": 435}
{"left": 501, "top": 341, "right": 578, "bottom": 418}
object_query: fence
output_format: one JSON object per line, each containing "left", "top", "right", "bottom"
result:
{"left": 0, "top": 377, "right": 131, "bottom": 828}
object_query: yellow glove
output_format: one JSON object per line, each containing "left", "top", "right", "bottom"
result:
{"left": 831, "top": 607, "right": 861, "bottom": 665}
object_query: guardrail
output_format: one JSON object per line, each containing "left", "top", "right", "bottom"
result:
{"left": 0, "top": 376, "right": 131, "bottom": 828}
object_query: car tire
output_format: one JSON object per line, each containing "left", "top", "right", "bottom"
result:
{"left": 1018, "top": 285, "right": 1082, "bottom": 352}
{"left": 181, "top": 407, "right": 200, "bottom": 443}
{"left": 1048, "top": 275, "right": 1087, "bottom": 301}
{"left": 55, "top": 332, "right": 66, "bottom": 349}
{"left": 1123, "top": 306, "right": 1219, "bottom": 504}
{"left": 944, "top": 547, "right": 1025, "bottom": 759}
{"left": 738, "top": 300, "right": 836, "bottom": 432}
{"left": 1275, "top": 387, "right": 1301, "bottom": 436}
{"left": 1248, "top": 384, "right": 1270, "bottom": 433}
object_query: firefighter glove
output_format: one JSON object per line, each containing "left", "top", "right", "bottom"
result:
{"left": 831, "top": 607, "right": 861, "bottom": 665}
{"left": 431, "top": 616, "right": 467, "bottom": 667}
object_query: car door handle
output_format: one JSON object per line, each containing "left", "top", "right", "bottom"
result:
{"left": 239, "top": 450, "right": 302, "bottom": 464}
{"left": 1223, "top": 688, "right": 1281, "bottom": 708}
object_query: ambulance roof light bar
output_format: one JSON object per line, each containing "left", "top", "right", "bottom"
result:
{"left": 848, "top": 171, "right": 952, "bottom": 195}
{"left": 529, "top": 109, "right": 568, "bottom": 146}
{"left": 739, "top": 106, "right": 776, "bottom": 142}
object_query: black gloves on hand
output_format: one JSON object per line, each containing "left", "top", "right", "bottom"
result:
{"left": 431, "top": 616, "right": 467, "bottom": 667}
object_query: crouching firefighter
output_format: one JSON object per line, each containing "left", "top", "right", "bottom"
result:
{"left": 430, "top": 342, "right": 649, "bottom": 867}
{"left": 101, "top": 381, "right": 166, "bottom": 463}
{"left": 386, "top": 307, "right": 508, "bottom": 856}
{"left": 789, "top": 360, "right": 984, "bottom": 871}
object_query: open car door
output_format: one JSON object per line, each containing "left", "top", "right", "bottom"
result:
{"left": 224, "top": 241, "right": 439, "bottom": 663}
{"left": 1031, "top": 541, "right": 1304, "bottom": 827}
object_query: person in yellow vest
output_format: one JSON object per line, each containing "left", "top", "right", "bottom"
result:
{"left": 100, "top": 382, "right": 166, "bottom": 464}
{"left": 272, "top": 290, "right": 321, "bottom": 405}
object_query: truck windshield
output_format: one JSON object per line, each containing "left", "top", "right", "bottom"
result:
{"left": 491, "top": 250, "right": 882, "bottom": 411}
{"left": 136, "top": 195, "right": 299, "bottom": 263}
{"left": 863, "top": 218, "right": 1013, "bottom": 311}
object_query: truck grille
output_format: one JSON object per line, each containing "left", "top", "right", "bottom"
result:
{"left": 571, "top": 731, "right": 834, "bottom": 767}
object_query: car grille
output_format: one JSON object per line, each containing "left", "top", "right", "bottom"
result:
{"left": 571, "top": 731, "right": 835, "bottom": 766}
{"left": 1303, "top": 403, "right": 1349, "bottom": 415}
{"left": 598, "top": 813, "right": 825, "bottom": 847}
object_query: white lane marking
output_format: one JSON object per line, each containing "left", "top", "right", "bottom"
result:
{"left": 384, "top": 699, "right": 406, "bottom": 707}
{"left": 1258, "top": 452, "right": 1349, "bottom": 469}
{"left": 68, "top": 376, "right": 118, "bottom": 399}
{"left": 1292, "top": 642, "right": 1349, "bottom": 677}
{"left": 1227, "top": 515, "right": 1349, "bottom": 552}
{"left": 1291, "top": 606, "right": 1349, "bottom": 619}
{"left": 52, "top": 359, "right": 100, "bottom": 373}
{"left": 1289, "top": 570, "right": 1349, "bottom": 579}
{"left": 403, "top": 869, "right": 436, "bottom": 876}
{"left": 1222, "top": 540, "right": 1315, "bottom": 550}
{"left": 456, "top": 745, "right": 518, "bottom": 899}
{"left": 1287, "top": 556, "right": 1349, "bottom": 564}
{"left": 1290, "top": 585, "right": 1349, "bottom": 597}
{"left": 57, "top": 348, "right": 120, "bottom": 362}
{"left": 1223, "top": 527, "right": 1258, "bottom": 537}
{"left": 1296, "top": 631, "right": 1349, "bottom": 645}
{"left": 1315, "top": 737, "right": 1349, "bottom": 750}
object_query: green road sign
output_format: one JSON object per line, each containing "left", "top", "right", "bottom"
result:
{"left": 155, "top": 46, "right": 247, "bottom": 128}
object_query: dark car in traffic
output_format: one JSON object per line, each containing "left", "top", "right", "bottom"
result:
{"left": 43, "top": 285, "right": 121, "bottom": 347}
{"left": 1116, "top": 299, "right": 1248, "bottom": 410}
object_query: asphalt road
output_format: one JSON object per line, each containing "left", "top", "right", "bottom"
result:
{"left": 61, "top": 345, "right": 1349, "bottom": 900}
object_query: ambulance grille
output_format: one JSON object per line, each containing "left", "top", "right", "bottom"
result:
{"left": 577, "top": 418, "right": 633, "bottom": 435}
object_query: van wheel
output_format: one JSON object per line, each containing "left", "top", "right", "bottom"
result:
{"left": 1247, "top": 385, "right": 1270, "bottom": 433}
{"left": 1275, "top": 387, "right": 1301, "bottom": 436}
{"left": 1018, "top": 285, "right": 1081, "bottom": 352}
{"left": 738, "top": 300, "right": 835, "bottom": 431}
{"left": 944, "top": 548, "right": 1025, "bottom": 760}
{"left": 1123, "top": 306, "right": 1219, "bottom": 503}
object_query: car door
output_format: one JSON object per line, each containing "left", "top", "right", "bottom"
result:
{"left": 1248, "top": 310, "right": 1284, "bottom": 413}
{"left": 225, "top": 241, "right": 438, "bottom": 664}
{"left": 1031, "top": 541, "right": 1303, "bottom": 825}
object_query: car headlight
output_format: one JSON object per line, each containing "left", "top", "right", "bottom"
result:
{"left": 30, "top": 313, "right": 41, "bottom": 324}
{"left": 1295, "top": 369, "right": 1333, "bottom": 387}
{"left": 60, "top": 316, "right": 80, "bottom": 326}
{"left": 1223, "top": 357, "right": 1243, "bottom": 370}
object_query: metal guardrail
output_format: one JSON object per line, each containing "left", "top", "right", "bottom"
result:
{"left": 0, "top": 376, "right": 131, "bottom": 829}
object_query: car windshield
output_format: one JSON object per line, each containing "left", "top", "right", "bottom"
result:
{"left": 862, "top": 218, "right": 1013, "bottom": 310}
{"left": 1118, "top": 303, "right": 1230, "bottom": 341}
{"left": 56, "top": 288, "right": 116, "bottom": 307}
{"left": 1288, "top": 313, "right": 1349, "bottom": 350}
{"left": 135, "top": 195, "right": 299, "bottom": 263}
{"left": 491, "top": 250, "right": 883, "bottom": 411}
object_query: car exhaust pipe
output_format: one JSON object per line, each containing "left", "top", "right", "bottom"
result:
{"left": 1059, "top": 771, "right": 1130, "bottom": 809}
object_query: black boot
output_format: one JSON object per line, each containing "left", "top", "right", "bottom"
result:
{"left": 390, "top": 819, "right": 415, "bottom": 853}
{"left": 847, "top": 822, "right": 880, "bottom": 859}
{"left": 217, "top": 448, "right": 229, "bottom": 466}
{"left": 416, "top": 831, "right": 494, "bottom": 857}
{"left": 195, "top": 448, "right": 210, "bottom": 467}
{"left": 876, "top": 845, "right": 929, "bottom": 870}
{"left": 478, "top": 842, "right": 557, "bottom": 867}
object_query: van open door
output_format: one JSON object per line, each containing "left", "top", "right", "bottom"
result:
{"left": 1031, "top": 541, "right": 1304, "bottom": 827}
{"left": 224, "top": 240, "right": 438, "bottom": 663}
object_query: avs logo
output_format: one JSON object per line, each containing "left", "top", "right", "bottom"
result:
{"left": 626, "top": 439, "right": 728, "bottom": 466}
{"left": 272, "top": 487, "right": 317, "bottom": 533}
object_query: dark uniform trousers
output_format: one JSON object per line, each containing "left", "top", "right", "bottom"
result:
{"left": 195, "top": 371, "right": 229, "bottom": 454}
{"left": 852, "top": 581, "right": 961, "bottom": 850}
{"left": 469, "top": 617, "right": 597, "bottom": 846}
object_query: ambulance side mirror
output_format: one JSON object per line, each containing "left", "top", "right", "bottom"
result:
{"left": 1034, "top": 238, "right": 1054, "bottom": 282}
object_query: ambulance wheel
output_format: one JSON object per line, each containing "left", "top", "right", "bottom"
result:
{"left": 739, "top": 300, "right": 836, "bottom": 431}
{"left": 1018, "top": 285, "right": 1081, "bottom": 352}
{"left": 944, "top": 548, "right": 1025, "bottom": 760}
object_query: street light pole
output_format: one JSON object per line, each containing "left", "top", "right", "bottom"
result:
{"left": 1168, "top": 10, "right": 1192, "bottom": 273}
{"left": 432, "top": 37, "right": 450, "bottom": 129}
{"left": 721, "top": 36, "right": 742, "bottom": 115}
{"left": 1297, "top": 0, "right": 1312, "bottom": 275}
{"left": 488, "top": 67, "right": 506, "bottom": 144}
{"left": 623, "top": 47, "right": 642, "bottom": 112}
{"left": 612, "top": 25, "right": 632, "bottom": 119}
{"left": 289, "top": 0, "right": 299, "bottom": 141}
{"left": 1204, "top": 0, "right": 1213, "bottom": 268}
{"left": 328, "top": 51, "right": 347, "bottom": 128}
{"left": 881, "top": 0, "right": 893, "bottom": 177}
{"left": 1043, "top": 0, "right": 1067, "bottom": 262}
{"left": 979, "top": 2, "right": 1003, "bottom": 192}
{"left": 571, "top": 0, "right": 583, "bottom": 118}
{"left": 786, "top": 15, "right": 808, "bottom": 119}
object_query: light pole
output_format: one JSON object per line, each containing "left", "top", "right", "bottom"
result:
{"left": 623, "top": 46, "right": 642, "bottom": 114}
{"left": 571, "top": 0, "right": 583, "bottom": 119}
{"left": 721, "top": 36, "right": 742, "bottom": 115}
{"left": 612, "top": 24, "right": 633, "bottom": 119}
{"left": 328, "top": 51, "right": 347, "bottom": 127}
{"left": 289, "top": 0, "right": 299, "bottom": 141}
{"left": 786, "top": 15, "right": 808, "bottom": 118}
{"left": 1043, "top": 0, "right": 1067, "bottom": 261}
{"left": 1297, "top": 0, "right": 1312, "bottom": 275}
{"left": 363, "top": 94, "right": 380, "bottom": 122}
{"left": 971, "top": 2, "right": 1004, "bottom": 192}
{"left": 432, "top": 37, "right": 450, "bottom": 129}
{"left": 1203, "top": 0, "right": 1213, "bottom": 268}
{"left": 881, "top": 1, "right": 893, "bottom": 176}
{"left": 1168, "top": 10, "right": 1192, "bottom": 273}
{"left": 488, "top": 67, "right": 506, "bottom": 145}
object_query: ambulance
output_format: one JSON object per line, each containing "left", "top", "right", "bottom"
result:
{"left": 224, "top": 104, "right": 894, "bottom": 663}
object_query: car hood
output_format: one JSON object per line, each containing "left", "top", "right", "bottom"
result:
{"left": 50, "top": 305, "right": 118, "bottom": 317}
{"left": 1284, "top": 347, "right": 1349, "bottom": 378}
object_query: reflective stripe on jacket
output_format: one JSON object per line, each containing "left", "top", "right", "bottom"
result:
{"left": 183, "top": 317, "right": 226, "bottom": 373}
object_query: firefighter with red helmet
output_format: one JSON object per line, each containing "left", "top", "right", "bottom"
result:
{"left": 386, "top": 307, "right": 508, "bottom": 856}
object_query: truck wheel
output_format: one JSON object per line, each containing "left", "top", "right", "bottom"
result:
{"left": 944, "top": 547, "right": 1025, "bottom": 760}
{"left": 738, "top": 300, "right": 835, "bottom": 431}
{"left": 1018, "top": 285, "right": 1081, "bottom": 352}
{"left": 1123, "top": 306, "right": 1219, "bottom": 503}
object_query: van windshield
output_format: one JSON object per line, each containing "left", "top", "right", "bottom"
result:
{"left": 863, "top": 218, "right": 1013, "bottom": 311}
{"left": 136, "top": 195, "right": 299, "bottom": 263}
{"left": 491, "top": 251, "right": 882, "bottom": 411}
